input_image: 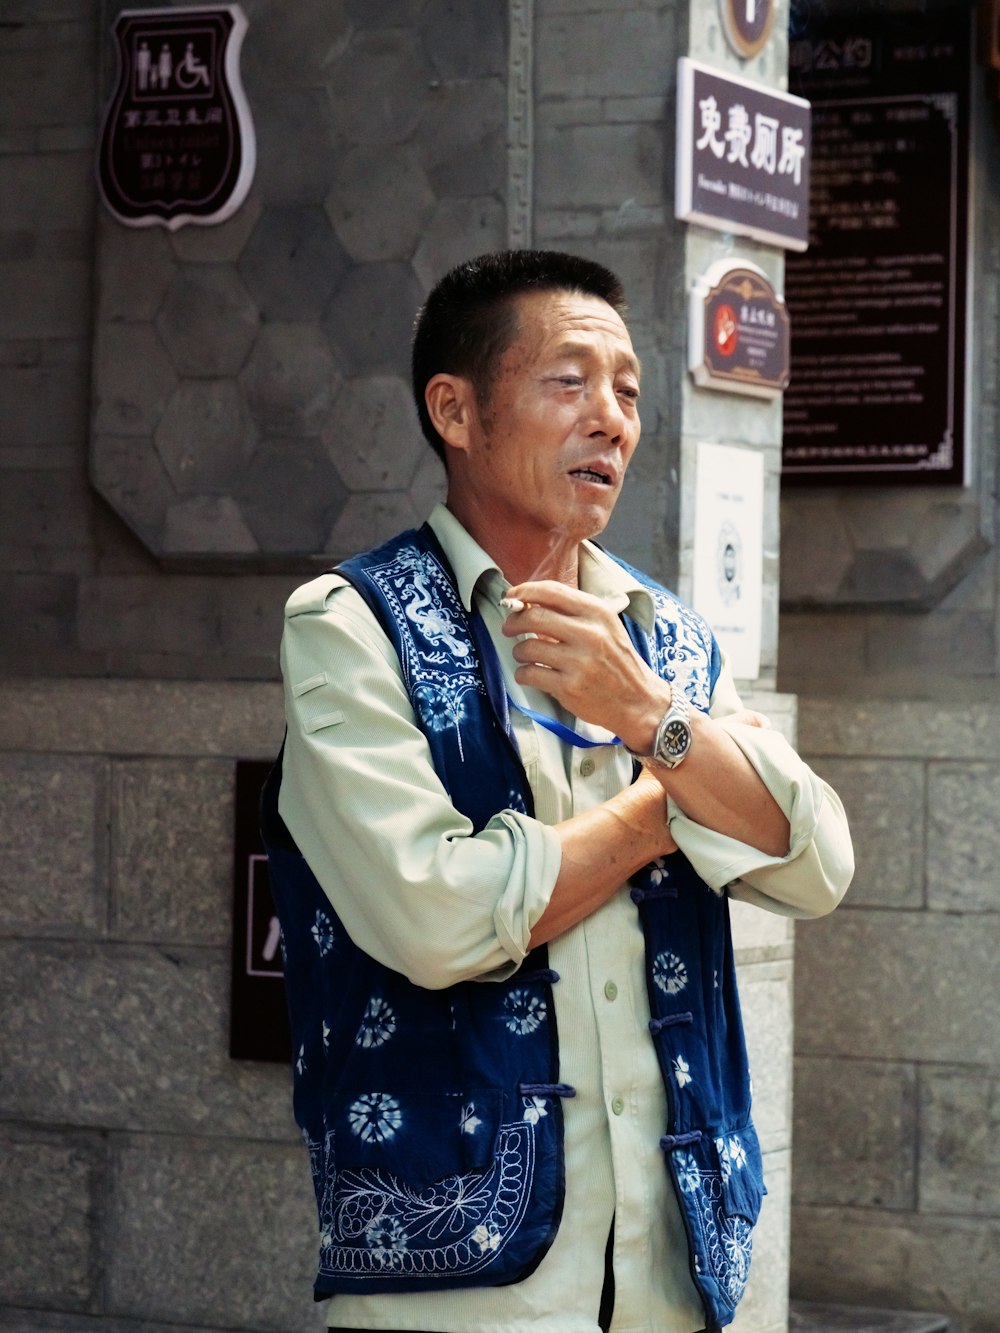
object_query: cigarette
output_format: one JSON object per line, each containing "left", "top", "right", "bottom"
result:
{"left": 500, "top": 596, "right": 526, "bottom": 612}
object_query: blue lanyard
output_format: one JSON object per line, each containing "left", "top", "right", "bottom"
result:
{"left": 507, "top": 695, "right": 623, "bottom": 749}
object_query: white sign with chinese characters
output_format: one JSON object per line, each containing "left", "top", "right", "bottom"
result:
{"left": 676, "top": 57, "right": 811, "bottom": 251}
{"left": 692, "top": 442, "right": 764, "bottom": 682}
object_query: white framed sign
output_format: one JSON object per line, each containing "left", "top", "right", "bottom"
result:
{"left": 676, "top": 57, "right": 811, "bottom": 251}
{"left": 692, "top": 442, "right": 764, "bottom": 682}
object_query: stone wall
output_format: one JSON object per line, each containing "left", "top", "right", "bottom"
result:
{"left": 0, "top": 678, "right": 796, "bottom": 1332}
{"left": 0, "top": 679, "right": 318, "bottom": 1330}
{"left": 776, "top": 17, "right": 1000, "bottom": 1333}
{"left": 0, "top": 1, "right": 801, "bottom": 1328}
{"left": 792, "top": 699, "right": 1000, "bottom": 1333}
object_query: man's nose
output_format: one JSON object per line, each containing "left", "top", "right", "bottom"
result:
{"left": 588, "top": 381, "right": 628, "bottom": 439}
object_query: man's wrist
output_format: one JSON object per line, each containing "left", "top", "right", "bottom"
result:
{"left": 625, "top": 682, "right": 693, "bottom": 769}
{"left": 621, "top": 682, "right": 675, "bottom": 757}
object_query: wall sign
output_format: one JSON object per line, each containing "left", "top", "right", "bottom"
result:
{"left": 782, "top": 11, "right": 970, "bottom": 484}
{"left": 675, "top": 57, "right": 811, "bottom": 251}
{"left": 98, "top": 4, "right": 255, "bottom": 230}
{"left": 720, "top": 0, "right": 776, "bottom": 60}
{"left": 692, "top": 443, "right": 764, "bottom": 682}
{"left": 689, "top": 260, "right": 790, "bottom": 399}
{"left": 229, "top": 760, "right": 290, "bottom": 1064}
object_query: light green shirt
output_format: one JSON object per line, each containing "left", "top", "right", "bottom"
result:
{"left": 278, "top": 503, "right": 852, "bottom": 1333}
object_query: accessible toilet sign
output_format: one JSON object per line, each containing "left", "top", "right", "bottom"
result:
{"left": 98, "top": 4, "right": 255, "bottom": 229}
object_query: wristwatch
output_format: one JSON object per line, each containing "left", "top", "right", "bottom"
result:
{"left": 629, "top": 686, "right": 693, "bottom": 769}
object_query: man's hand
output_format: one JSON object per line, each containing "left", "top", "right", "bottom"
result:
{"left": 503, "top": 581, "right": 790, "bottom": 859}
{"left": 501, "top": 579, "right": 669, "bottom": 754}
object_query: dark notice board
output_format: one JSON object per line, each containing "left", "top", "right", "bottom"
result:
{"left": 782, "top": 10, "right": 971, "bottom": 485}
{"left": 229, "top": 759, "right": 292, "bottom": 1063}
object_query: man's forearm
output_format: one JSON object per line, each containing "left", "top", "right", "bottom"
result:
{"left": 648, "top": 714, "right": 791, "bottom": 858}
{"left": 528, "top": 772, "right": 675, "bottom": 948}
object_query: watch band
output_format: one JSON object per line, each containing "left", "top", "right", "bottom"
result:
{"left": 626, "top": 683, "right": 693, "bottom": 768}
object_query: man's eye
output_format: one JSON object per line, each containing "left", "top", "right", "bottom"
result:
{"left": 557, "top": 376, "right": 583, "bottom": 387}
{"left": 619, "top": 385, "right": 640, "bottom": 401}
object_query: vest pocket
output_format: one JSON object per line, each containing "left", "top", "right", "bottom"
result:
{"left": 315, "top": 1086, "right": 561, "bottom": 1290}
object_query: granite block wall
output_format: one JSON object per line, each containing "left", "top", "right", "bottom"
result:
{"left": 792, "top": 700, "right": 1000, "bottom": 1333}
{"left": 0, "top": 680, "right": 322, "bottom": 1331}
{"left": 778, "top": 43, "right": 1000, "bottom": 1328}
{"left": 1, "top": 1, "right": 801, "bottom": 1327}
{"left": 0, "top": 679, "right": 797, "bottom": 1332}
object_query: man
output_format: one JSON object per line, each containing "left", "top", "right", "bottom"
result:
{"left": 262, "top": 250, "right": 853, "bottom": 1333}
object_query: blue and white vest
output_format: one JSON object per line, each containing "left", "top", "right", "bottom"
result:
{"left": 261, "top": 524, "right": 766, "bottom": 1327}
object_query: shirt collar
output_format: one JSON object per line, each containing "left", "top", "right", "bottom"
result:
{"left": 426, "top": 503, "right": 656, "bottom": 632}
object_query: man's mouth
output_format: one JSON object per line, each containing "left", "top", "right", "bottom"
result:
{"left": 569, "top": 467, "right": 614, "bottom": 486}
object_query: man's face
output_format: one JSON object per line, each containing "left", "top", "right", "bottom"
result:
{"left": 450, "top": 288, "right": 641, "bottom": 558}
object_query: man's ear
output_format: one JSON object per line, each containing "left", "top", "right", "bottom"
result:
{"left": 424, "top": 374, "right": 479, "bottom": 455}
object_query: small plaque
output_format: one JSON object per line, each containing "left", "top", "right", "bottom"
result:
{"left": 689, "top": 260, "right": 790, "bottom": 399}
{"left": 229, "top": 760, "right": 291, "bottom": 1064}
{"left": 98, "top": 4, "right": 255, "bottom": 230}
{"left": 720, "top": 0, "right": 776, "bottom": 60}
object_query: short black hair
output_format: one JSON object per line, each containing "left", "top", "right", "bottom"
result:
{"left": 411, "top": 249, "right": 628, "bottom": 463}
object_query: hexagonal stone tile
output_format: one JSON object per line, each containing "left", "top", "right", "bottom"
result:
{"left": 154, "top": 380, "right": 257, "bottom": 495}
{"left": 90, "top": 434, "right": 175, "bottom": 554}
{"left": 241, "top": 0, "right": 351, "bottom": 90}
{"left": 92, "top": 324, "right": 178, "bottom": 437}
{"left": 841, "top": 549, "right": 925, "bottom": 603}
{"left": 325, "top": 145, "right": 435, "bottom": 263}
{"left": 322, "top": 262, "right": 424, "bottom": 377}
{"left": 779, "top": 492, "right": 854, "bottom": 604}
{"left": 240, "top": 322, "right": 341, "bottom": 436}
{"left": 169, "top": 191, "right": 262, "bottom": 264}
{"left": 329, "top": 28, "right": 433, "bottom": 145}
{"left": 321, "top": 375, "right": 422, "bottom": 491}
{"left": 412, "top": 196, "right": 506, "bottom": 290}
{"left": 415, "top": 78, "right": 506, "bottom": 197}
{"left": 421, "top": 0, "right": 506, "bottom": 79}
{"left": 155, "top": 266, "right": 259, "bottom": 377}
{"left": 253, "top": 88, "right": 338, "bottom": 203}
{"left": 162, "top": 495, "right": 260, "bottom": 556}
{"left": 239, "top": 206, "right": 349, "bottom": 321}
{"left": 235, "top": 436, "right": 346, "bottom": 555}
{"left": 326, "top": 490, "right": 422, "bottom": 557}
{"left": 97, "top": 214, "right": 176, "bottom": 321}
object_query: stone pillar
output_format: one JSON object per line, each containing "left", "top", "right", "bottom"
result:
{"left": 533, "top": 3, "right": 793, "bottom": 1330}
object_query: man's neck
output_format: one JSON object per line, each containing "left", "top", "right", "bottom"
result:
{"left": 445, "top": 504, "right": 582, "bottom": 587}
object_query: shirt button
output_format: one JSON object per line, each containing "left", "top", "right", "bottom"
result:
{"left": 604, "top": 980, "right": 618, "bottom": 1001}
{"left": 611, "top": 1095, "right": 625, "bottom": 1116}
{"left": 580, "top": 757, "right": 596, "bottom": 777}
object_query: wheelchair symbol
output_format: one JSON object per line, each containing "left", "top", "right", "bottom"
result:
{"left": 174, "top": 41, "right": 210, "bottom": 90}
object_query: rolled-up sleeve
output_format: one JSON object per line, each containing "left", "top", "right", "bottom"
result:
{"left": 278, "top": 577, "right": 561, "bottom": 988}
{"left": 667, "top": 658, "right": 854, "bottom": 918}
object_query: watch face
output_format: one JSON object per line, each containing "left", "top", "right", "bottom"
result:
{"left": 660, "top": 719, "right": 691, "bottom": 759}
